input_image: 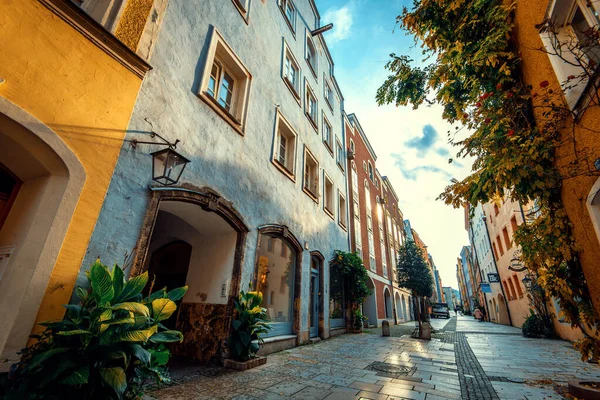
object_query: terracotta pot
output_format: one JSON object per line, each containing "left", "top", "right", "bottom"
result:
{"left": 223, "top": 356, "right": 267, "bottom": 371}
{"left": 569, "top": 380, "right": 600, "bottom": 400}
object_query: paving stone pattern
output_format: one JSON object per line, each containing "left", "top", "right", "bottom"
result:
{"left": 146, "top": 316, "right": 600, "bottom": 399}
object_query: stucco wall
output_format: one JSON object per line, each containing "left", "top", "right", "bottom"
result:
{"left": 81, "top": 0, "right": 349, "bottom": 341}
{"left": 0, "top": 0, "right": 142, "bottom": 359}
{"left": 514, "top": 0, "right": 600, "bottom": 315}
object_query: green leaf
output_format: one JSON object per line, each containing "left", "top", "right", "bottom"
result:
{"left": 28, "top": 347, "right": 70, "bottom": 369}
{"left": 55, "top": 329, "right": 91, "bottom": 336}
{"left": 115, "top": 272, "right": 148, "bottom": 303}
{"left": 112, "top": 302, "right": 150, "bottom": 317}
{"left": 90, "top": 260, "right": 115, "bottom": 305}
{"left": 146, "top": 287, "right": 167, "bottom": 302}
{"left": 105, "top": 316, "right": 136, "bottom": 326}
{"left": 100, "top": 367, "right": 127, "bottom": 398}
{"left": 63, "top": 304, "right": 83, "bottom": 323}
{"left": 98, "top": 308, "right": 113, "bottom": 333}
{"left": 167, "top": 286, "right": 188, "bottom": 302}
{"left": 149, "top": 348, "right": 170, "bottom": 366}
{"left": 118, "top": 326, "right": 157, "bottom": 342}
{"left": 231, "top": 320, "right": 242, "bottom": 331}
{"left": 76, "top": 286, "right": 88, "bottom": 301}
{"left": 151, "top": 298, "right": 177, "bottom": 322}
{"left": 112, "top": 264, "right": 125, "bottom": 300}
{"left": 58, "top": 365, "right": 90, "bottom": 385}
{"left": 149, "top": 330, "right": 183, "bottom": 343}
{"left": 239, "top": 331, "right": 251, "bottom": 346}
{"left": 129, "top": 344, "right": 151, "bottom": 365}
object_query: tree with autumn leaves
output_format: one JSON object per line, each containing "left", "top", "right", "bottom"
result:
{"left": 377, "top": 0, "right": 600, "bottom": 359}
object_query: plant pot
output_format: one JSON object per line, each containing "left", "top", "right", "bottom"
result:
{"left": 224, "top": 356, "right": 267, "bottom": 371}
{"left": 569, "top": 380, "right": 600, "bottom": 399}
{"left": 363, "top": 321, "right": 369, "bottom": 328}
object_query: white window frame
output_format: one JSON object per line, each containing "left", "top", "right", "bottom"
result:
{"left": 323, "top": 172, "right": 334, "bottom": 218}
{"left": 278, "top": 0, "right": 297, "bottom": 34}
{"left": 282, "top": 40, "right": 302, "bottom": 104}
{"left": 303, "top": 146, "right": 319, "bottom": 201}
{"left": 324, "top": 75, "right": 334, "bottom": 111}
{"left": 272, "top": 109, "right": 298, "bottom": 181}
{"left": 305, "top": 80, "right": 318, "bottom": 130}
{"left": 338, "top": 191, "right": 347, "bottom": 230}
{"left": 336, "top": 138, "right": 344, "bottom": 172}
{"left": 305, "top": 31, "right": 318, "bottom": 78}
{"left": 232, "top": 0, "right": 252, "bottom": 22}
{"left": 540, "top": 0, "right": 600, "bottom": 109}
{"left": 199, "top": 27, "right": 252, "bottom": 136}
{"left": 78, "top": 0, "right": 129, "bottom": 33}
{"left": 322, "top": 112, "right": 333, "bottom": 153}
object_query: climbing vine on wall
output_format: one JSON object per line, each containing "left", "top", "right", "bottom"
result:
{"left": 376, "top": 0, "right": 600, "bottom": 359}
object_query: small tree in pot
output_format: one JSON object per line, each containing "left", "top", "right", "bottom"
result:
{"left": 225, "top": 290, "right": 272, "bottom": 370}
{"left": 330, "top": 250, "right": 372, "bottom": 332}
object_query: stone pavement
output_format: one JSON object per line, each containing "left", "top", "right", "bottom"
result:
{"left": 146, "top": 316, "right": 600, "bottom": 399}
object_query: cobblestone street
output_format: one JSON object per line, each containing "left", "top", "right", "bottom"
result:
{"left": 146, "top": 316, "right": 597, "bottom": 399}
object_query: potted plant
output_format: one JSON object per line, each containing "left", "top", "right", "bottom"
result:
{"left": 224, "top": 290, "right": 272, "bottom": 371}
{"left": 352, "top": 309, "right": 366, "bottom": 332}
{"left": 0, "top": 259, "right": 187, "bottom": 399}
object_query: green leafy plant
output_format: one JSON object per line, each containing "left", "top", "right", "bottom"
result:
{"left": 0, "top": 259, "right": 187, "bottom": 400}
{"left": 352, "top": 309, "right": 368, "bottom": 331}
{"left": 228, "top": 290, "right": 272, "bottom": 362}
{"left": 522, "top": 310, "right": 554, "bottom": 338}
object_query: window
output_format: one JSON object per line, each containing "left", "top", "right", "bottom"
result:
{"left": 256, "top": 235, "right": 296, "bottom": 336}
{"left": 306, "top": 34, "right": 317, "bottom": 77}
{"left": 303, "top": 147, "right": 319, "bottom": 200}
{"left": 368, "top": 162, "right": 374, "bottom": 181}
{"left": 267, "top": 237, "right": 276, "bottom": 252}
{"left": 513, "top": 275, "right": 523, "bottom": 298}
{"left": 338, "top": 191, "right": 347, "bottom": 229}
{"left": 510, "top": 216, "right": 518, "bottom": 234}
{"left": 329, "top": 263, "right": 345, "bottom": 327}
{"left": 305, "top": 81, "right": 318, "bottom": 129}
{"left": 336, "top": 138, "right": 344, "bottom": 171}
{"left": 324, "top": 173, "right": 334, "bottom": 218}
{"left": 503, "top": 227, "right": 511, "bottom": 249}
{"left": 200, "top": 27, "right": 251, "bottom": 135}
{"left": 375, "top": 179, "right": 379, "bottom": 189}
{"left": 363, "top": 161, "right": 367, "bottom": 172}
{"left": 282, "top": 42, "right": 301, "bottom": 101}
{"left": 492, "top": 242, "right": 499, "bottom": 260}
{"left": 350, "top": 139, "right": 355, "bottom": 153}
{"left": 272, "top": 111, "right": 298, "bottom": 179}
{"left": 232, "top": 0, "right": 251, "bottom": 22}
{"left": 507, "top": 279, "right": 517, "bottom": 300}
{"left": 279, "top": 0, "right": 296, "bottom": 33}
{"left": 494, "top": 203, "right": 499, "bottom": 216}
{"left": 281, "top": 243, "right": 288, "bottom": 258}
{"left": 323, "top": 113, "right": 333, "bottom": 152}
{"left": 324, "top": 77, "right": 334, "bottom": 110}
{"left": 496, "top": 236, "right": 504, "bottom": 256}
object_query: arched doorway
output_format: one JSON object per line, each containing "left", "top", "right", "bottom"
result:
{"left": 408, "top": 296, "right": 414, "bottom": 320}
{"left": 0, "top": 100, "right": 85, "bottom": 364}
{"left": 497, "top": 294, "right": 509, "bottom": 325}
{"left": 384, "top": 288, "right": 392, "bottom": 320}
{"left": 132, "top": 188, "right": 248, "bottom": 364}
{"left": 488, "top": 299, "right": 496, "bottom": 322}
{"left": 401, "top": 295, "right": 408, "bottom": 321}
{"left": 395, "top": 292, "right": 402, "bottom": 322}
{"left": 363, "top": 278, "right": 377, "bottom": 327}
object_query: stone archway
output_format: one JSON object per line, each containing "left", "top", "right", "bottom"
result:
{"left": 363, "top": 278, "right": 377, "bottom": 327}
{"left": 395, "top": 292, "right": 402, "bottom": 322}
{"left": 383, "top": 288, "right": 393, "bottom": 320}
{"left": 0, "top": 98, "right": 86, "bottom": 365}
{"left": 131, "top": 187, "right": 248, "bottom": 363}
{"left": 401, "top": 295, "right": 408, "bottom": 321}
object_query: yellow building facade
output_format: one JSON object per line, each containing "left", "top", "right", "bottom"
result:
{"left": 0, "top": 0, "right": 166, "bottom": 365}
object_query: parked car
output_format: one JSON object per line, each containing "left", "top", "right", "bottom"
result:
{"left": 431, "top": 303, "right": 450, "bottom": 319}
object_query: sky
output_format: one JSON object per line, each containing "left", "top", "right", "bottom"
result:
{"left": 315, "top": 0, "right": 474, "bottom": 289}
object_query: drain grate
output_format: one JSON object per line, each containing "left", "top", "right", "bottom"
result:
{"left": 365, "top": 362, "right": 414, "bottom": 378}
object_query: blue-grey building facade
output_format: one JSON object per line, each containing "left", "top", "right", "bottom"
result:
{"left": 79, "top": 0, "right": 350, "bottom": 362}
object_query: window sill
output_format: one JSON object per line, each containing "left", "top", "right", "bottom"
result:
{"left": 38, "top": 0, "right": 152, "bottom": 79}
{"left": 306, "top": 114, "right": 318, "bottom": 133}
{"left": 303, "top": 187, "right": 319, "bottom": 204}
{"left": 232, "top": 0, "right": 250, "bottom": 24}
{"left": 325, "top": 98, "right": 334, "bottom": 113}
{"left": 323, "top": 141, "right": 334, "bottom": 156}
{"left": 198, "top": 92, "right": 245, "bottom": 136}
{"left": 282, "top": 77, "right": 301, "bottom": 106}
{"left": 338, "top": 221, "right": 348, "bottom": 231}
{"left": 337, "top": 162, "right": 345, "bottom": 174}
{"left": 272, "top": 160, "right": 296, "bottom": 183}
{"left": 306, "top": 61, "right": 317, "bottom": 80}
{"left": 324, "top": 207, "right": 334, "bottom": 220}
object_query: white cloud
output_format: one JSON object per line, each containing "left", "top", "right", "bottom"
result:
{"left": 322, "top": 5, "right": 353, "bottom": 45}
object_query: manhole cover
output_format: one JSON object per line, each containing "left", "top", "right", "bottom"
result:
{"left": 365, "top": 362, "right": 413, "bottom": 376}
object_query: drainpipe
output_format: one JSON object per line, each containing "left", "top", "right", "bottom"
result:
{"left": 482, "top": 213, "right": 513, "bottom": 326}
{"left": 468, "top": 219, "right": 490, "bottom": 322}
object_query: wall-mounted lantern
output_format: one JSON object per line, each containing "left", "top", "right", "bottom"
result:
{"left": 129, "top": 130, "right": 190, "bottom": 186}
{"left": 521, "top": 275, "right": 533, "bottom": 290}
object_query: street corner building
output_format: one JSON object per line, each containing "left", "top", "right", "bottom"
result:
{"left": 0, "top": 0, "right": 164, "bottom": 366}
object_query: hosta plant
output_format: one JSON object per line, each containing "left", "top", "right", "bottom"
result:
{"left": 0, "top": 259, "right": 187, "bottom": 400}
{"left": 228, "top": 290, "right": 272, "bottom": 362}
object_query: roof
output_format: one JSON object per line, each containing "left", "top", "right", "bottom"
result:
{"left": 347, "top": 113, "right": 377, "bottom": 161}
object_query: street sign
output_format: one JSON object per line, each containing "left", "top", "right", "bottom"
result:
{"left": 488, "top": 273, "right": 500, "bottom": 283}
{"left": 481, "top": 283, "right": 492, "bottom": 293}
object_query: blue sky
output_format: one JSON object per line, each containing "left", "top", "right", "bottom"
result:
{"left": 315, "top": 0, "right": 474, "bottom": 289}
